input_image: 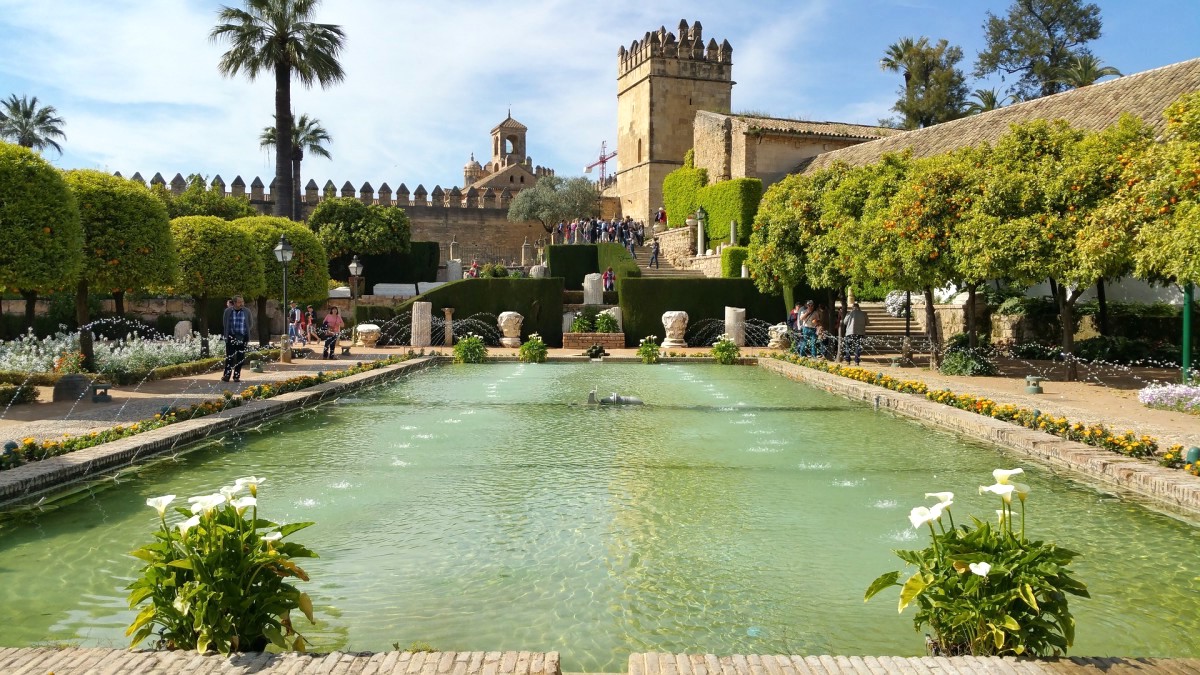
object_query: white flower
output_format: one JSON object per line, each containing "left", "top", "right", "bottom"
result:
{"left": 997, "top": 509, "right": 1008, "bottom": 525}
{"left": 992, "top": 468, "right": 1024, "bottom": 484}
{"left": 1012, "top": 483, "right": 1031, "bottom": 502}
{"left": 188, "top": 493, "right": 227, "bottom": 514}
{"left": 262, "top": 531, "right": 283, "bottom": 542}
{"left": 146, "top": 494, "right": 175, "bottom": 517}
{"left": 231, "top": 496, "right": 257, "bottom": 513}
{"left": 908, "top": 501, "right": 949, "bottom": 529}
{"left": 235, "top": 476, "right": 266, "bottom": 496}
{"left": 219, "top": 485, "right": 241, "bottom": 501}
{"left": 969, "top": 562, "right": 991, "bottom": 577}
{"left": 178, "top": 514, "right": 201, "bottom": 536}
{"left": 980, "top": 483, "right": 1016, "bottom": 504}
{"left": 925, "top": 491, "right": 954, "bottom": 503}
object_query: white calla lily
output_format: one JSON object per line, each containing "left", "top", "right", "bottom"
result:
{"left": 220, "top": 485, "right": 241, "bottom": 501}
{"left": 997, "top": 509, "right": 1009, "bottom": 525}
{"left": 1012, "top": 483, "right": 1031, "bottom": 502}
{"left": 968, "top": 562, "right": 991, "bottom": 577}
{"left": 235, "top": 476, "right": 266, "bottom": 497}
{"left": 925, "top": 492, "right": 954, "bottom": 503}
{"left": 178, "top": 515, "right": 201, "bottom": 536}
{"left": 188, "top": 493, "right": 227, "bottom": 514}
{"left": 146, "top": 495, "right": 176, "bottom": 517}
{"left": 992, "top": 468, "right": 1024, "bottom": 484}
{"left": 231, "top": 496, "right": 257, "bottom": 513}
{"left": 909, "top": 501, "right": 949, "bottom": 529}
{"left": 980, "top": 483, "right": 1015, "bottom": 504}
{"left": 262, "top": 531, "right": 283, "bottom": 542}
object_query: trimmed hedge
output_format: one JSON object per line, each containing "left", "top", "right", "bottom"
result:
{"left": 699, "top": 178, "right": 763, "bottom": 248}
{"left": 596, "top": 243, "right": 642, "bottom": 285}
{"left": 330, "top": 241, "right": 440, "bottom": 288}
{"left": 662, "top": 166, "right": 708, "bottom": 228}
{"left": 547, "top": 245, "right": 598, "bottom": 290}
{"left": 362, "top": 278, "right": 565, "bottom": 346}
{"left": 0, "top": 383, "right": 39, "bottom": 405}
{"left": 721, "top": 246, "right": 749, "bottom": 278}
{"left": 617, "top": 277, "right": 804, "bottom": 347}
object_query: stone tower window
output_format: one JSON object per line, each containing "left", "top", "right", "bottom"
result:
{"left": 520, "top": 176, "right": 525, "bottom": 183}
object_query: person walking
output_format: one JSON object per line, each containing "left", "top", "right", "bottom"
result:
{"left": 287, "top": 301, "right": 302, "bottom": 346}
{"left": 221, "top": 295, "right": 253, "bottom": 382}
{"left": 649, "top": 238, "right": 661, "bottom": 269}
{"left": 321, "top": 306, "right": 345, "bottom": 359}
{"left": 841, "top": 301, "right": 869, "bottom": 366}
{"left": 798, "top": 300, "right": 818, "bottom": 358}
{"left": 602, "top": 266, "right": 615, "bottom": 292}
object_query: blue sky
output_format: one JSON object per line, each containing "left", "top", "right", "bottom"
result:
{"left": 1, "top": 0, "right": 1197, "bottom": 192}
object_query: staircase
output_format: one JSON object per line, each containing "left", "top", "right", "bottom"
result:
{"left": 632, "top": 244, "right": 706, "bottom": 278}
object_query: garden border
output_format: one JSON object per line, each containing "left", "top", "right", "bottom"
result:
{"left": 757, "top": 358, "right": 1200, "bottom": 522}
{"left": 0, "top": 357, "right": 437, "bottom": 507}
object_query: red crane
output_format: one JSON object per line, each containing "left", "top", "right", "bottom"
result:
{"left": 583, "top": 141, "right": 618, "bottom": 187}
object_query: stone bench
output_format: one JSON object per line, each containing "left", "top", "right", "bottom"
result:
{"left": 91, "top": 382, "right": 113, "bottom": 403}
{"left": 373, "top": 283, "right": 418, "bottom": 297}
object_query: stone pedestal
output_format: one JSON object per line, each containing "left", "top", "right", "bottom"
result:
{"left": 661, "top": 311, "right": 689, "bottom": 349}
{"left": 173, "top": 320, "right": 192, "bottom": 341}
{"left": 448, "top": 237, "right": 459, "bottom": 262}
{"left": 768, "top": 323, "right": 791, "bottom": 349}
{"left": 446, "top": 259, "right": 463, "bottom": 281}
{"left": 530, "top": 264, "right": 548, "bottom": 278}
{"left": 583, "top": 273, "right": 604, "bottom": 305}
{"left": 411, "top": 302, "right": 432, "bottom": 347}
{"left": 443, "top": 308, "right": 455, "bottom": 346}
{"left": 498, "top": 311, "right": 524, "bottom": 348}
{"left": 521, "top": 238, "right": 533, "bottom": 267}
{"left": 725, "top": 306, "right": 746, "bottom": 346}
{"left": 729, "top": 220, "right": 737, "bottom": 245}
{"left": 741, "top": 264, "right": 748, "bottom": 278}
{"left": 357, "top": 323, "right": 381, "bottom": 348}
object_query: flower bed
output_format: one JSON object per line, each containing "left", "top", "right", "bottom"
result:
{"left": 1138, "top": 383, "right": 1200, "bottom": 416}
{"left": 0, "top": 354, "right": 414, "bottom": 472}
{"left": 769, "top": 352, "right": 1189, "bottom": 473}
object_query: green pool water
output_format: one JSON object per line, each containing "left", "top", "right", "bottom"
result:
{"left": 0, "top": 363, "right": 1197, "bottom": 671}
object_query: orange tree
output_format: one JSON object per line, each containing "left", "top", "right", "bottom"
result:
{"left": 0, "top": 142, "right": 83, "bottom": 334}
{"left": 63, "top": 170, "right": 176, "bottom": 369}
{"left": 171, "top": 216, "right": 266, "bottom": 355}
{"left": 233, "top": 216, "right": 329, "bottom": 345}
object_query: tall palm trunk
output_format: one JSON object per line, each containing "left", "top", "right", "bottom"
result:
{"left": 274, "top": 64, "right": 294, "bottom": 219}
{"left": 292, "top": 147, "right": 304, "bottom": 219}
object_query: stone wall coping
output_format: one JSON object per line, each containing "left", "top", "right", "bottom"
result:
{"left": 757, "top": 358, "right": 1200, "bottom": 522}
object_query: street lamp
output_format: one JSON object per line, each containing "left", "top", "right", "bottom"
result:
{"left": 273, "top": 234, "right": 294, "bottom": 363}
{"left": 348, "top": 255, "right": 364, "bottom": 347}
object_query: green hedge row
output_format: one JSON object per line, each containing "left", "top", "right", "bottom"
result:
{"left": 546, "top": 245, "right": 597, "bottom": 290}
{"left": 699, "top": 178, "right": 762, "bottom": 248}
{"left": 662, "top": 166, "right": 708, "bottom": 228}
{"left": 597, "top": 243, "right": 642, "bottom": 285}
{"left": 357, "top": 278, "right": 565, "bottom": 345}
{"left": 617, "top": 277, "right": 805, "bottom": 347}
{"left": 721, "top": 246, "right": 749, "bottom": 278}
{"left": 0, "top": 384, "right": 39, "bottom": 405}
{"left": 329, "top": 241, "right": 439, "bottom": 287}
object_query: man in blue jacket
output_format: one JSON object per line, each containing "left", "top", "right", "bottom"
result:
{"left": 221, "top": 295, "right": 254, "bottom": 383}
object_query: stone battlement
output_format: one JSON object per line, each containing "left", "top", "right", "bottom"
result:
{"left": 618, "top": 19, "right": 732, "bottom": 79}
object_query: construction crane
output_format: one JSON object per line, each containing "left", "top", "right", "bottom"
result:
{"left": 583, "top": 141, "right": 618, "bottom": 187}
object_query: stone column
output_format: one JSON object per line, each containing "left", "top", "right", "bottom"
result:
{"left": 696, "top": 219, "right": 705, "bottom": 256}
{"left": 521, "top": 238, "right": 533, "bottom": 267}
{"left": 730, "top": 220, "right": 737, "bottom": 245}
{"left": 411, "top": 301, "right": 432, "bottom": 347}
{"left": 741, "top": 264, "right": 748, "bottom": 278}
{"left": 448, "top": 237, "right": 460, "bottom": 262}
{"left": 443, "top": 307, "right": 455, "bottom": 346}
{"left": 583, "top": 273, "right": 603, "bottom": 305}
{"left": 530, "top": 264, "right": 548, "bottom": 278}
{"left": 446, "top": 259, "right": 463, "bottom": 281}
{"left": 725, "top": 306, "right": 746, "bottom": 346}
{"left": 661, "top": 311, "right": 689, "bottom": 349}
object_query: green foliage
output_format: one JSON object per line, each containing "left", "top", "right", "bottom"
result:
{"left": 596, "top": 242, "right": 641, "bottom": 286}
{"left": 126, "top": 482, "right": 317, "bottom": 654}
{"left": 662, "top": 166, "right": 708, "bottom": 228}
{"left": 618, "top": 278, "right": 795, "bottom": 348}
{"left": 594, "top": 312, "right": 619, "bottom": 333}
{"left": 170, "top": 216, "right": 267, "bottom": 322}
{"left": 547, "top": 245, "right": 598, "bottom": 290}
{"left": 309, "top": 198, "right": 412, "bottom": 258}
{"left": 479, "top": 262, "right": 510, "bottom": 278}
{"left": 381, "top": 279, "right": 564, "bottom": 346}
{"left": 866, "top": 471, "right": 1088, "bottom": 656}
{"left": 506, "top": 175, "right": 599, "bottom": 232}
{"left": 698, "top": 177, "right": 762, "bottom": 246}
{"left": 517, "top": 333, "right": 548, "bottom": 363}
{"left": 232, "top": 216, "right": 329, "bottom": 304}
{"left": 0, "top": 383, "right": 38, "bottom": 405}
{"left": 570, "top": 312, "right": 594, "bottom": 333}
{"left": 974, "top": 0, "right": 1103, "bottom": 100}
{"left": 453, "top": 333, "right": 487, "bottom": 363}
{"left": 64, "top": 170, "right": 176, "bottom": 293}
{"left": 881, "top": 37, "right": 969, "bottom": 129}
{"left": 1073, "top": 335, "right": 1151, "bottom": 364}
{"left": 151, "top": 176, "right": 257, "bottom": 220}
{"left": 0, "top": 94, "right": 67, "bottom": 153}
{"left": 683, "top": 148, "right": 695, "bottom": 168}
{"left": 721, "top": 246, "right": 748, "bottom": 278}
{"left": 0, "top": 142, "right": 84, "bottom": 293}
{"left": 710, "top": 334, "right": 741, "bottom": 364}
{"left": 939, "top": 348, "right": 998, "bottom": 376}
{"left": 636, "top": 335, "right": 660, "bottom": 364}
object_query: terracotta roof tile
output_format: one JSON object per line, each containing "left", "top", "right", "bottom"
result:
{"left": 732, "top": 114, "right": 898, "bottom": 141}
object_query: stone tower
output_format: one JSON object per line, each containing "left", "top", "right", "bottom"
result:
{"left": 615, "top": 19, "right": 733, "bottom": 223}
{"left": 490, "top": 112, "right": 528, "bottom": 171}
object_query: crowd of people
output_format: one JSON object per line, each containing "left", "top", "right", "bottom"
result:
{"left": 787, "top": 299, "right": 869, "bottom": 366}
{"left": 552, "top": 215, "right": 646, "bottom": 256}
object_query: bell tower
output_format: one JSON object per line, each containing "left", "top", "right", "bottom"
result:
{"left": 490, "top": 111, "right": 528, "bottom": 170}
{"left": 615, "top": 19, "right": 733, "bottom": 223}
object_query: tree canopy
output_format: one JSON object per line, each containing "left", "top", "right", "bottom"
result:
{"left": 153, "top": 174, "right": 257, "bottom": 220}
{"left": 0, "top": 142, "right": 84, "bottom": 294}
{"left": 0, "top": 95, "right": 66, "bottom": 154}
{"left": 506, "top": 175, "right": 599, "bottom": 233}
{"left": 974, "top": 0, "right": 1103, "bottom": 100}
{"left": 881, "top": 37, "right": 969, "bottom": 129}
{"left": 171, "top": 216, "right": 266, "bottom": 305}
{"left": 233, "top": 215, "right": 329, "bottom": 303}
{"left": 308, "top": 197, "right": 411, "bottom": 257}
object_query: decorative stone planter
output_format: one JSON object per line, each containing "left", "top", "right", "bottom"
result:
{"left": 498, "top": 311, "right": 524, "bottom": 348}
{"left": 661, "top": 311, "right": 689, "bottom": 349}
{"left": 357, "top": 323, "right": 381, "bottom": 348}
{"left": 562, "top": 332, "right": 625, "bottom": 350}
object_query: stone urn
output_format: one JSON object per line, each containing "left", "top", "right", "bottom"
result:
{"left": 661, "top": 311, "right": 689, "bottom": 349}
{"left": 498, "top": 311, "right": 524, "bottom": 348}
{"left": 767, "top": 323, "right": 791, "bottom": 349}
{"left": 173, "top": 320, "right": 193, "bottom": 341}
{"left": 357, "top": 323, "right": 381, "bottom": 348}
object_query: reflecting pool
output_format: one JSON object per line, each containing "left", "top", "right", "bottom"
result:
{"left": 0, "top": 363, "right": 1197, "bottom": 671}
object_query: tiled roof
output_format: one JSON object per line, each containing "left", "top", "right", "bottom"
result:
{"left": 492, "top": 114, "right": 528, "bottom": 132}
{"left": 798, "top": 57, "right": 1200, "bottom": 175}
{"left": 732, "top": 114, "right": 898, "bottom": 141}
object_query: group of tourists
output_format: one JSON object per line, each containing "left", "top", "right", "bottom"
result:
{"left": 787, "top": 299, "right": 869, "bottom": 366}
{"left": 553, "top": 216, "right": 646, "bottom": 254}
{"left": 219, "top": 295, "right": 346, "bottom": 383}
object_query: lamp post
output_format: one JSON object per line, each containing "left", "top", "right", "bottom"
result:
{"left": 273, "top": 234, "right": 294, "bottom": 363}
{"left": 348, "top": 255, "right": 364, "bottom": 347}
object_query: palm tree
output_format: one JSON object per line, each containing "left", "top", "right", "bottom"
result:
{"left": 880, "top": 37, "right": 927, "bottom": 86}
{"left": 211, "top": 0, "right": 345, "bottom": 220}
{"left": 1054, "top": 54, "right": 1122, "bottom": 88}
{"left": 0, "top": 94, "right": 66, "bottom": 154}
{"left": 964, "top": 88, "right": 1011, "bottom": 115}
{"left": 260, "top": 112, "right": 332, "bottom": 218}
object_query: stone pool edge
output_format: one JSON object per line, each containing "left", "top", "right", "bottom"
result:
{"left": 757, "top": 358, "right": 1200, "bottom": 522}
{"left": 0, "top": 357, "right": 438, "bottom": 507}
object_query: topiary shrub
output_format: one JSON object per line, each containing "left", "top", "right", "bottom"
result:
{"left": 662, "top": 165, "right": 708, "bottom": 228}
{"left": 721, "top": 246, "right": 749, "bottom": 278}
{"left": 698, "top": 177, "right": 763, "bottom": 246}
{"left": 546, "top": 245, "right": 598, "bottom": 290}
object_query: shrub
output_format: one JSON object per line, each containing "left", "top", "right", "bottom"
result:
{"left": 594, "top": 313, "right": 619, "bottom": 333}
{"left": 596, "top": 242, "right": 641, "bottom": 285}
{"left": 721, "top": 246, "right": 749, "bottom": 278}
{"left": 0, "top": 383, "right": 38, "bottom": 405}
{"left": 382, "top": 278, "right": 564, "bottom": 347}
{"left": 618, "top": 277, "right": 795, "bottom": 348}
{"left": 866, "top": 469, "right": 1088, "bottom": 657}
{"left": 517, "top": 333, "right": 548, "bottom": 363}
{"left": 126, "top": 480, "right": 317, "bottom": 653}
{"left": 939, "top": 349, "right": 998, "bottom": 377}
{"left": 637, "top": 335, "right": 660, "bottom": 364}
{"left": 546, "top": 245, "right": 598, "bottom": 290}
{"left": 570, "top": 313, "right": 593, "bottom": 333}
{"left": 711, "top": 333, "right": 740, "bottom": 365}
{"left": 453, "top": 333, "right": 487, "bottom": 363}
{"left": 479, "top": 262, "right": 510, "bottom": 278}
{"left": 1006, "top": 341, "right": 1063, "bottom": 361}
{"left": 698, "top": 177, "right": 763, "bottom": 246}
{"left": 1072, "top": 335, "right": 1151, "bottom": 364}
{"left": 662, "top": 165, "right": 708, "bottom": 228}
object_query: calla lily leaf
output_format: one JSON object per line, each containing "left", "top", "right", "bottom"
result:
{"left": 864, "top": 570, "right": 900, "bottom": 601}
{"left": 898, "top": 571, "right": 928, "bottom": 612}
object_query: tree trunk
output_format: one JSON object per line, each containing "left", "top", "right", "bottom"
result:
{"left": 292, "top": 148, "right": 304, "bottom": 220}
{"left": 76, "top": 281, "right": 95, "bottom": 372}
{"left": 1047, "top": 278, "right": 1058, "bottom": 302}
{"left": 274, "top": 65, "right": 294, "bottom": 220}
{"left": 924, "top": 288, "right": 940, "bottom": 367}
{"left": 197, "top": 295, "right": 210, "bottom": 359}
{"left": 19, "top": 289, "right": 37, "bottom": 333}
{"left": 113, "top": 289, "right": 126, "bottom": 316}
{"left": 1096, "top": 277, "right": 1108, "bottom": 336}
{"left": 1056, "top": 284, "right": 1084, "bottom": 382}
{"left": 257, "top": 296, "right": 271, "bottom": 347}
{"left": 966, "top": 283, "right": 978, "bottom": 349}
{"left": 904, "top": 291, "right": 912, "bottom": 337}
